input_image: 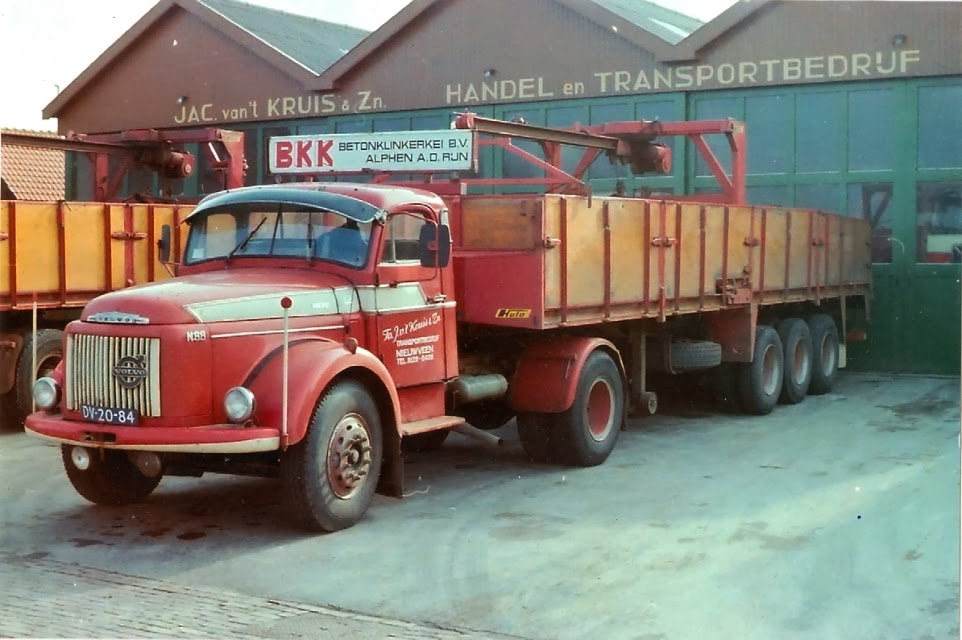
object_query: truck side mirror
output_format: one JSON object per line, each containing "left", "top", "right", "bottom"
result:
{"left": 418, "top": 223, "right": 451, "bottom": 269}
{"left": 158, "top": 224, "right": 172, "bottom": 263}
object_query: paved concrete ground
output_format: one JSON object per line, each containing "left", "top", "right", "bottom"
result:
{"left": 0, "top": 372, "right": 958, "bottom": 639}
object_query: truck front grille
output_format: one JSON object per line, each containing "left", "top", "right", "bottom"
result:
{"left": 66, "top": 335, "right": 162, "bottom": 417}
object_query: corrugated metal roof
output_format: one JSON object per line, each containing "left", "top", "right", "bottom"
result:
{"left": 589, "top": 0, "right": 704, "bottom": 44}
{"left": 0, "top": 129, "right": 65, "bottom": 201}
{"left": 198, "top": 0, "right": 370, "bottom": 74}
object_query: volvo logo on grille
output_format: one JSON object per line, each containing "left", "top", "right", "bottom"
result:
{"left": 113, "top": 355, "right": 148, "bottom": 389}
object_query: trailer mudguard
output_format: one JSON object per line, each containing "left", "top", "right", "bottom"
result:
{"left": 244, "top": 339, "right": 405, "bottom": 496}
{"left": 508, "top": 337, "right": 624, "bottom": 414}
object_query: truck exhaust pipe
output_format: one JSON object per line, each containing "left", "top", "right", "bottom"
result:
{"left": 453, "top": 423, "right": 504, "bottom": 447}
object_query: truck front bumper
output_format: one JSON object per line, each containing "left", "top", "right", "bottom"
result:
{"left": 24, "top": 413, "right": 280, "bottom": 454}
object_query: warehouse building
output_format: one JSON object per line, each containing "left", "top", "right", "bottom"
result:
{"left": 43, "top": 0, "right": 962, "bottom": 373}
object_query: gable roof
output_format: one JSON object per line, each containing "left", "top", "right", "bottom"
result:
{"left": 311, "top": 0, "right": 767, "bottom": 90}
{"left": 198, "top": 0, "right": 368, "bottom": 74}
{"left": 0, "top": 129, "right": 66, "bottom": 201}
{"left": 44, "top": 0, "right": 369, "bottom": 119}
{"left": 590, "top": 0, "right": 704, "bottom": 44}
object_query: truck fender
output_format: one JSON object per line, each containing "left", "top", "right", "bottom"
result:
{"left": 508, "top": 337, "right": 626, "bottom": 414}
{"left": 243, "top": 339, "right": 404, "bottom": 496}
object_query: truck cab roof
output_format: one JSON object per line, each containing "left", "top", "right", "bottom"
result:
{"left": 187, "top": 182, "right": 447, "bottom": 224}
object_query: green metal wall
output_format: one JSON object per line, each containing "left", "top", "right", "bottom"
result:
{"left": 78, "top": 77, "right": 960, "bottom": 374}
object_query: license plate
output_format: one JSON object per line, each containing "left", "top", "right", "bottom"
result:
{"left": 80, "top": 404, "right": 140, "bottom": 426}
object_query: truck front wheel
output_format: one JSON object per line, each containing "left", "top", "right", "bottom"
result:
{"left": 282, "top": 381, "right": 383, "bottom": 532}
{"left": 61, "top": 446, "right": 162, "bottom": 506}
{"left": 552, "top": 350, "right": 624, "bottom": 467}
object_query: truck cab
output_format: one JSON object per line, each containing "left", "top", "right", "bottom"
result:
{"left": 26, "top": 182, "right": 459, "bottom": 531}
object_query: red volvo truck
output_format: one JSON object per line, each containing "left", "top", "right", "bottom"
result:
{"left": 25, "top": 115, "right": 871, "bottom": 532}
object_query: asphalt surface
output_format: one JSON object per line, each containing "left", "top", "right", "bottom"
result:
{"left": 1, "top": 372, "right": 958, "bottom": 639}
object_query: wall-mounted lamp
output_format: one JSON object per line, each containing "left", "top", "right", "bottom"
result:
{"left": 891, "top": 33, "right": 907, "bottom": 47}
{"left": 177, "top": 95, "right": 189, "bottom": 105}
{"left": 482, "top": 68, "right": 496, "bottom": 79}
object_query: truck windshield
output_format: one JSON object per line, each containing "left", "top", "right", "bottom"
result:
{"left": 184, "top": 204, "right": 373, "bottom": 268}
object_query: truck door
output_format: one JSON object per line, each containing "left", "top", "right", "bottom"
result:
{"left": 370, "top": 211, "right": 456, "bottom": 391}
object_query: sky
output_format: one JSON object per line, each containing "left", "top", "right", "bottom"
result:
{"left": 0, "top": 0, "right": 739, "bottom": 132}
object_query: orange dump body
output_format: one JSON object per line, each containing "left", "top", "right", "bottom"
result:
{"left": 0, "top": 201, "right": 190, "bottom": 311}
{"left": 452, "top": 194, "right": 872, "bottom": 330}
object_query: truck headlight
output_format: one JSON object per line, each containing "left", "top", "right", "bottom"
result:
{"left": 33, "top": 377, "right": 60, "bottom": 411}
{"left": 224, "top": 386, "right": 255, "bottom": 422}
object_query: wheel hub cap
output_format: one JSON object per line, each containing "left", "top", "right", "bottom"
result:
{"left": 326, "top": 414, "right": 372, "bottom": 500}
{"left": 586, "top": 379, "right": 616, "bottom": 442}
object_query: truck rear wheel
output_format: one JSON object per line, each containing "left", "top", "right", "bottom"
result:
{"left": 807, "top": 314, "right": 839, "bottom": 395}
{"left": 776, "top": 318, "right": 813, "bottom": 404}
{"left": 62, "top": 446, "right": 163, "bottom": 506}
{"left": 737, "top": 325, "right": 784, "bottom": 416}
{"left": 2, "top": 329, "right": 63, "bottom": 431}
{"left": 282, "top": 381, "right": 383, "bottom": 532}
{"left": 552, "top": 350, "right": 624, "bottom": 467}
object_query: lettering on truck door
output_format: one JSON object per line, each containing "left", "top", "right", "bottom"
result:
{"left": 369, "top": 212, "right": 454, "bottom": 388}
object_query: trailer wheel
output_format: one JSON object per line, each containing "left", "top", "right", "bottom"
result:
{"left": 401, "top": 429, "right": 449, "bottom": 453}
{"left": 807, "top": 314, "right": 839, "bottom": 395}
{"left": 281, "top": 380, "right": 383, "bottom": 532}
{"left": 736, "top": 325, "right": 784, "bottom": 416}
{"left": 61, "top": 446, "right": 162, "bottom": 506}
{"left": 776, "top": 318, "right": 813, "bottom": 404}
{"left": 517, "top": 413, "right": 556, "bottom": 463}
{"left": 4, "top": 329, "right": 63, "bottom": 431}
{"left": 553, "top": 350, "right": 624, "bottom": 467}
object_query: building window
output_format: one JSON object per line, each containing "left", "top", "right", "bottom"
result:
{"left": 917, "top": 85, "right": 962, "bottom": 169}
{"left": 747, "top": 185, "right": 789, "bottom": 207}
{"left": 745, "top": 94, "right": 789, "bottom": 175}
{"left": 795, "top": 183, "right": 843, "bottom": 213}
{"left": 848, "top": 90, "right": 895, "bottom": 172}
{"left": 693, "top": 97, "right": 740, "bottom": 177}
{"left": 795, "top": 92, "right": 843, "bottom": 173}
{"left": 848, "top": 183, "right": 894, "bottom": 263}
{"left": 916, "top": 182, "right": 962, "bottom": 263}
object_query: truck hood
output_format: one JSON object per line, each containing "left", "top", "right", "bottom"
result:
{"left": 82, "top": 269, "right": 358, "bottom": 325}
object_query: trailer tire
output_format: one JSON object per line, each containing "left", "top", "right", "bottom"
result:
{"left": 281, "top": 380, "right": 383, "bottom": 532}
{"left": 807, "top": 314, "right": 839, "bottom": 395}
{"left": 517, "top": 413, "right": 556, "bottom": 463}
{"left": 736, "top": 325, "right": 784, "bottom": 416}
{"left": 5, "top": 329, "right": 63, "bottom": 431}
{"left": 670, "top": 340, "right": 723, "bottom": 371}
{"left": 776, "top": 318, "right": 813, "bottom": 404}
{"left": 401, "top": 429, "right": 449, "bottom": 453}
{"left": 62, "top": 446, "right": 162, "bottom": 506}
{"left": 552, "top": 350, "right": 624, "bottom": 467}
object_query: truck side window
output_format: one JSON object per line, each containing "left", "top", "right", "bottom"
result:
{"left": 380, "top": 212, "right": 424, "bottom": 264}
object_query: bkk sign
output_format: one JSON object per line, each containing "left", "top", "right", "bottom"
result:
{"left": 268, "top": 130, "right": 475, "bottom": 174}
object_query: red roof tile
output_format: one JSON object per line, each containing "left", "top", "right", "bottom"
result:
{"left": 1, "top": 129, "right": 66, "bottom": 201}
